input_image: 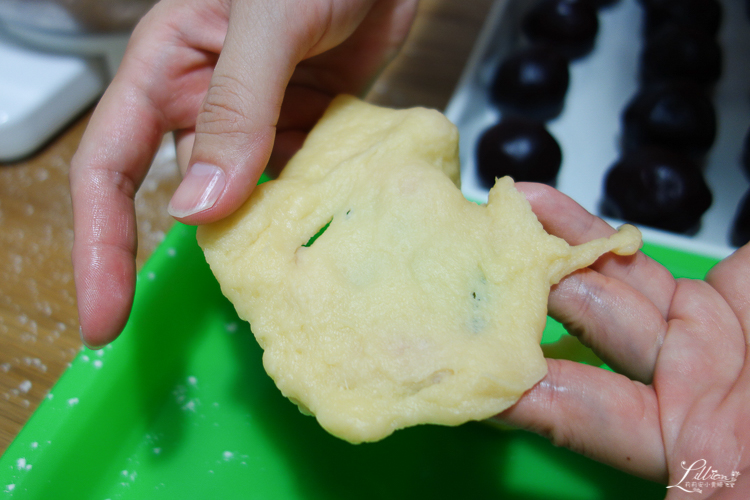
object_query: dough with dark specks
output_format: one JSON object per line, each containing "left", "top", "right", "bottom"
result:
{"left": 197, "top": 95, "right": 641, "bottom": 443}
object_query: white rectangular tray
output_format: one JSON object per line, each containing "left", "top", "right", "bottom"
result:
{"left": 445, "top": 0, "right": 750, "bottom": 260}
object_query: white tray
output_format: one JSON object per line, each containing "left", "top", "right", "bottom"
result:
{"left": 445, "top": 0, "right": 750, "bottom": 260}
{"left": 0, "top": 27, "right": 105, "bottom": 162}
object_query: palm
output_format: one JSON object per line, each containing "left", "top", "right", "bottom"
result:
{"left": 498, "top": 183, "right": 750, "bottom": 497}
{"left": 654, "top": 273, "right": 750, "bottom": 495}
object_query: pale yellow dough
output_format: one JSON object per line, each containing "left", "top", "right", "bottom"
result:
{"left": 197, "top": 95, "right": 641, "bottom": 443}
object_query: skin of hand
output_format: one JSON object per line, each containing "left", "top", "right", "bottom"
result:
{"left": 495, "top": 183, "right": 750, "bottom": 499}
{"left": 68, "top": 1, "right": 749, "bottom": 492}
{"left": 69, "top": 0, "right": 419, "bottom": 348}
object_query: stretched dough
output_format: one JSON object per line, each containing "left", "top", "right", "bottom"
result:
{"left": 197, "top": 95, "right": 641, "bottom": 443}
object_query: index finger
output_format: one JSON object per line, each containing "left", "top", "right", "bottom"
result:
{"left": 70, "top": 79, "right": 166, "bottom": 348}
{"left": 495, "top": 358, "right": 667, "bottom": 483}
{"left": 515, "top": 182, "right": 676, "bottom": 318}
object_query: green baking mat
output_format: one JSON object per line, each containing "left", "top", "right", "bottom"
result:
{"left": 0, "top": 218, "right": 719, "bottom": 499}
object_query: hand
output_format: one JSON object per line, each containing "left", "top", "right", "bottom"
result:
{"left": 497, "top": 183, "right": 749, "bottom": 498}
{"left": 69, "top": 0, "right": 418, "bottom": 348}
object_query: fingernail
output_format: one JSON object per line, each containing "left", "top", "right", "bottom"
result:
{"left": 168, "top": 163, "right": 226, "bottom": 218}
{"left": 80, "top": 326, "right": 104, "bottom": 351}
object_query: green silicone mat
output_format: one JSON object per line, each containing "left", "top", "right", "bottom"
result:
{"left": 0, "top": 219, "right": 719, "bottom": 499}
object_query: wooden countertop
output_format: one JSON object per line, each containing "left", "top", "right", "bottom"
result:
{"left": 0, "top": 0, "right": 493, "bottom": 454}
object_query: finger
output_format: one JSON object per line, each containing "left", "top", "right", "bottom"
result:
{"left": 174, "top": 129, "right": 195, "bottom": 176}
{"left": 168, "top": 0, "right": 416, "bottom": 223}
{"left": 173, "top": 127, "right": 296, "bottom": 183}
{"left": 515, "top": 182, "right": 677, "bottom": 318}
{"left": 70, "top": 0, "right": 229, "bottom": 348}
{"left": 266, "top": 0, "right": 419, "bottom": 174}
{"left": 265, "top": 86, "right": 335, "bottom": 178}
{"left": 285, "top": 0, "right": 419, "bottom": 94}
{"left": 167, "top": 0, "right": 335, "bottom": 223}
{"left": 705, "top": 245, "right": 750, "bottom": 397}
{"left": 494, "top": 359, "right": 667, "bottom": 484}
{"left": 549, "top": 268, "right": 668, "bottom": 384}
{"left": 656, "top": 278, "right": 745, "bottom": 405}
{"left": 70, "top": 81, "right": 166, "bottom": 348}
{"left": 706, "top": 243, "right": 750, "bottom": 338}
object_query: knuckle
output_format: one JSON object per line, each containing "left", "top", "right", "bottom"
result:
{"left": 572, "top": 275, "right": 599, "bottom": 320}
{"left": 199, "top": 74, "right": 255, "bottom": 135}
{"left": 554, "top": 270, "right": 601, "bottom": 335}
{"left": 536, "top": 362, "right": 587, "bottom": 452}
{"left": 71, "top": 167, "right": 138, "bottom": 251}
{"left": 72, "top": 165, "right": 138, "bottom": 205}
{"left": 530, "top": 364, "right": 576, "bottom": 448}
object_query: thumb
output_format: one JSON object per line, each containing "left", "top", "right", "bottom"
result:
{"left": 167, "top": 0, "right": 304, "bottom": 223}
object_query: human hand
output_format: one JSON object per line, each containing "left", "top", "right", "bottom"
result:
{"left": 69, "top": 0, "right": 418, "bottom": 348}
{"left": 496, "top": 183, "right": 749, "bottom": 498}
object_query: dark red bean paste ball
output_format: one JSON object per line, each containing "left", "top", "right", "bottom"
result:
{"left": 639, "top": 0, "right": 722, "bottom": 37}
{"left": 622, "top": 81, "right": 717, "bottom": 160}
{"left": 641, "top": 24, "right": 723, "bottom": 86}
{"left": 476, "top": 117, "right": 562, "bottom": 188}
{"left": 589, "top": 0, "right": 619, "bottom": 8}
{"left": 490, "top": 46, "right": 570, "bottom": 121}
{"left": 522, "top": 0, "right": 600, "bottom": 60}
{"left": 602, "top": 147, "right": 712, "bottom": 233}
{"left": 731, "top": 190, "right": 750, "bottom": 247}
{"left": 742, "top": 126, "right": 750, "bottom": 181}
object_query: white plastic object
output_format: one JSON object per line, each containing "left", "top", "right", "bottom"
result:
{"left": 0, "top": 31, "right": 105, "bottom": 162}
